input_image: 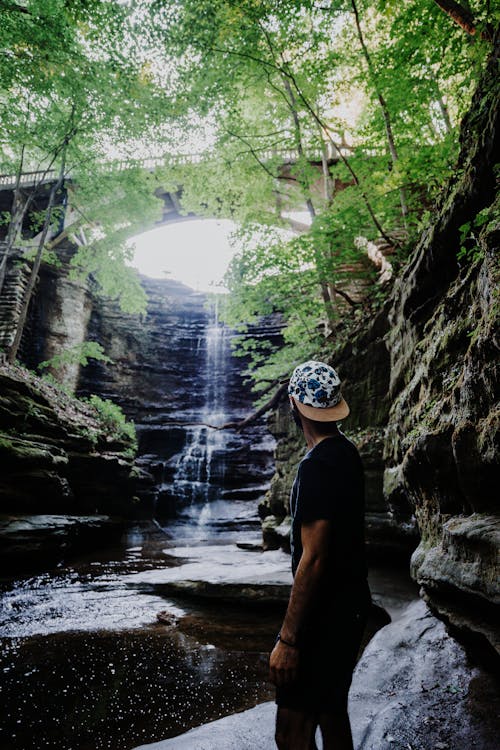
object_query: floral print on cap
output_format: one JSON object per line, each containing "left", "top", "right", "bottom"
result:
{"left": 288, "top": 360, "right": 343, "bottom": 409}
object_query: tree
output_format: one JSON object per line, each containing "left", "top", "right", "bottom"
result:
{"left": 8, "top": 127, "right": 72, "bottom": 363}
{"left": 153, "top": 0, "right": 494, "bottom": 391}
{"left": 156, "top": 1, "right": 398, "bottom": 337}
{"left": 1, "top": 0, "right": 495, "bottom": 393}
{"left": 0, "top": 0, "right": 166, "bottom": 360}
{"left": 349, "top": 0, "right": 409, "bottom": 224}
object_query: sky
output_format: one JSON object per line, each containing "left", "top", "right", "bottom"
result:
{"left": 130, "top": 219, "right": 237, "bottom": 293}
{"left": 130, "top": 213, "right": 311, "bottom": 293}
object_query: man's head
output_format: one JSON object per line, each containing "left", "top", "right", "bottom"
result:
{"left": 288, "top": 360, "right": 349, "bottom": 426}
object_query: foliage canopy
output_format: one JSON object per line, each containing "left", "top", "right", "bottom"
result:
{"left": 0, "top": 0, "right": 497, "bottom": 389}
{"left": 151, "top": 0, "right": 495, "bottom": 389}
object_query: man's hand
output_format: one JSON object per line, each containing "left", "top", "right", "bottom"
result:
{"left": 269, "top": 640, "right": 299, "bottom": 687}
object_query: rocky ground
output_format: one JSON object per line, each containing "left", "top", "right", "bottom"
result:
{"left": 133, "top": 600, "right": 499, "bottom": 750}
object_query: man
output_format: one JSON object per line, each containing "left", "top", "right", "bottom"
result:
{"left": 269, "top": 360, "right": 371, "bottom": 750}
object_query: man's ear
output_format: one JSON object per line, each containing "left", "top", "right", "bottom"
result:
{"left": 289, "top": 398, "right": 304, "bottom": 431}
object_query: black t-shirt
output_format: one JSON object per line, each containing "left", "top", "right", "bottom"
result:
{"left": 289, "top": 433, "right": 369, "bottom": 602}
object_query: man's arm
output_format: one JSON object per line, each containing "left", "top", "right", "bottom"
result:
{"left": 269, "top": 518, "right": 331, "bottom": 687}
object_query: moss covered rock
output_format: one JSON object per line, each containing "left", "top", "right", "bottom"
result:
{"left": 0, "top": 364, "right": 152, "bottom": 516}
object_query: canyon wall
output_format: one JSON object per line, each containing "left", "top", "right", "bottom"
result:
{"left": 262, "top": 32, "right": 499, "bottom": 657}
{"left": 260, "top": 307, "right": 419, "bottom": 562}
{"left": 384, "top": 34, "right": 499, "bottom": 656}
{"left": 0, "top": 33, "right": 497, "bottom": 658}
{"left": 0, "top": 364, "right": 140, "bottom": 516}
{"left": 0, "top": 252, "right": 278, "bottom": 520}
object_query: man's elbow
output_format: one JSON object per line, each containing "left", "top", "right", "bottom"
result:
{"left": 301, "top": 552, "right": 329, "bottom": 575}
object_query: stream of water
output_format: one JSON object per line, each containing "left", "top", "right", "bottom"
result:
{"left": 0, "top": 309, "right": 283, "bottom": 749}
{"left": 0, "top": 512, "right": 282, "bottom": 750}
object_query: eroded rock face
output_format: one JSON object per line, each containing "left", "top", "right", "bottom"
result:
{"left": 260, "top": 35, "right": 499, "bottom": 657}
{"left": 349, "top": 599, "right": 499, "bottom": 750}
{"left": 22, "top": 249, "right": 92, "bottom": 392}
{"left": 77, "top": 278, "right": 278, "bottom": 516}
{"left": 0, "top": 366, "right": 140, "bottom": 517}
{"left": 383, "top": 32, "right": 500, "bottom": 650}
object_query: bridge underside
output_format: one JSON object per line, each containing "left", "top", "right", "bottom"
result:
{"left": 0, "top": 154, "right": 344, "bottom": 244}
{"left": 154, "top": 156, "right": 344, "bottom": 231}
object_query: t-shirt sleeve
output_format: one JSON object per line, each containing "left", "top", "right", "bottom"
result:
{"left": 294, "top": 456, "right": 336, "bottom": 523}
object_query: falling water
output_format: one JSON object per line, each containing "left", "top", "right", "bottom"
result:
{"left": 170, "top": 300, "right": 229, "bottom": 513}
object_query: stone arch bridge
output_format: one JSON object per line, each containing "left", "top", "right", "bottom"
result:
{"left": 0, "top": 143, "right": 392, "bottom": 388}
{"left": 0, "top": 146, "right": 348, "bottom": 386}
{"left": 0, "top": 144, "right": 347, "bottom": 243}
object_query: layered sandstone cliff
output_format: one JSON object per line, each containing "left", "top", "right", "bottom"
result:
{"left": 261, "top": 30, "right": 499, "bottom": 658}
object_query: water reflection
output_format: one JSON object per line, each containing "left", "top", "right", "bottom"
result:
{"left": 1, "top": 628, "right": 274, "bottom": 750}
{"left": 0, "top": 520, "right": 281, "bottom": 750}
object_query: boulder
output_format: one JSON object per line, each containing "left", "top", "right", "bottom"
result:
{"left": 261, "top": 514, "right": 291, "bottom": 552}
{"left": 350, "top": 599, "right": 499, "bottom": 749}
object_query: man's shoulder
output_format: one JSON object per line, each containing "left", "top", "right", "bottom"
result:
{"left": 305, "top": 435, "right": 361, "bottom": 462}
{"left": 298, "top": 436, "right": 362, "bottom": 481}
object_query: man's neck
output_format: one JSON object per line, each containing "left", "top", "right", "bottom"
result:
{"left": 302, "top": 421, "right": 339, "bottom": 450}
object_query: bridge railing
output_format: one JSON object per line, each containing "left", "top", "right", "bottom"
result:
{"left": 0, "top": 145, "right": 351, "bottom": 189}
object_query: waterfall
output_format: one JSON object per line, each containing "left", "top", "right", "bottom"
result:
{"left": 169, "top": 301, "right": 229, "bottom": 512}
{"left": 77, "top": 276, "right": 276, "bottom": 522}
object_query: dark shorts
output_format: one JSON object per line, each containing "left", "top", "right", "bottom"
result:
{"left": 275, "top": 599, "right": 370, "bottom": 714}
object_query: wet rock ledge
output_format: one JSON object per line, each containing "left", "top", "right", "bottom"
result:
{"left": 0, "top": 514, "right": 125, "bottom": 572}
{"left": 0, "top": 365, "right": 149, "bottom": 562}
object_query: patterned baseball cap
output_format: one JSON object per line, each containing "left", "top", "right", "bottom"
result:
{"left": 288, "top": 360, "right": 349, "bottom": 422}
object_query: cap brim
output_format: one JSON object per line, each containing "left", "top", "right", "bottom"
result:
{"left": 293, "top": 396, "right": 350, "bottom": 422}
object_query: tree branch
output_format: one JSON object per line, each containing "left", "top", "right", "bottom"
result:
{"left": 0, "top": 1, "right": 31, "bottom": 14}
{"left": 432, "top": 0, "right": 493, "bottom": 40}
{"left": 282, "top": 64, "right": 397, "bottom": 246}
{"left": 225, "top": 129, "right": 279, "bottom": 180}
{"left": 207, "top": 35, "right": 395, "bottom": 244}
{"left": 332, "top": 285, "right": 358, "bottom": 307}
{"left": 216, "top": 383, "right": 288, "bottom": 430}
{"left": 158, "top": 383, "right": 288, "bottom": 432}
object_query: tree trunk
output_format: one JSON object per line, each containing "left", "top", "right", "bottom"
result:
{"left": 319, "top": 130, "right": 334, "bottom": 203}
{"left": 284, "top": 68, "right": 395, "bottom": 245}
{"left": 282, "top": 80, "right": 314, "bottom": 213}
{"left": 437, "top": 94, "right": 453, "bottom": 134}
{"left": 430, "top": 73, "right": 453, "bottom": 133}
{"left": 0, "top": 146, "right": 29, "bottom": 296}
{"left": 7, "top": 147, "right": 68, "bottom": 364}
{"left": 283, "top": 81, "right": 335, "bottom": 330}
{"left": 432, "top": 0, "right": 491, "bottom": 39}
{"left": 351, "top": 0, "right": 409, "bottom": 225}
{"left": 282, "top": 78, "right": 338, "bottom": 331}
